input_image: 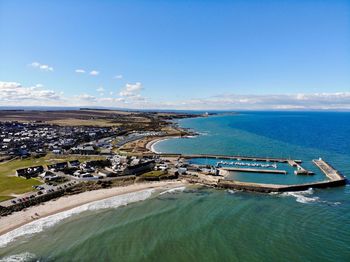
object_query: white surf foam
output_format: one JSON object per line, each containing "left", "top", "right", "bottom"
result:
{"left": 227, "top": 189, "right": 237, "bottom": 194}
{"left": 0, "top": 252, "right": 37, "bottom": 262}
{"left": 281, "top": 188, "right": 320, "bottom": 204}
{"left": 279, "top": 188, "right": 342, "bottom": 205}
{"left": 0, "top": 189, "right": 155, "bottom": 248}
{"left": 159, "top": 186, "right": 186, "bottom": 195}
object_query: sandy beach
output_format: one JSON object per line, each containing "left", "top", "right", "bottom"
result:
{"left": 146, "top": 137, "right": 171, "bottom": 153}
{"left": 145, "top": 136, "right": 183, "bottom": 153}
{"left": 0, "top": 180, "right": 186, "bottom": 236}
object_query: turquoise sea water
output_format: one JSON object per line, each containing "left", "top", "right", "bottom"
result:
{"left": 1, "top": 112, "right": 350, "bottom": 261}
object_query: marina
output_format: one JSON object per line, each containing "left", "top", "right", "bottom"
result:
{"left": 219, "top": 167, "right": 287, "bottom": 174}
{"left": 216, "top": 160, "right": 278, "bottom": 169}
{"left": 167, "top": 153, "right": 314, "bottom": 177}
{"left": 216, "top": 158, "right": 346, "bottom": 193}
{"left": 155, "top": 154, "right": 347, "bottom": 192}
{"left": 175, "top": 153, "right": 303, "bottom": 163}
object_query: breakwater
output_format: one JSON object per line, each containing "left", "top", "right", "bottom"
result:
{"left": 313, "top": 159, "right": 345, "bottom": 181}
{"left": 217, "top": 178, "right": 346, "bottom": 193}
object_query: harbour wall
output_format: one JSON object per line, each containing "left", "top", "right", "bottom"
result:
{"left": 217, "top": 179, "right": 346, "bottom": 193}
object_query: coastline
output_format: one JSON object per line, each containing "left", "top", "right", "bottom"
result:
{"left": 145, "top": 134, "right": 199, "bottom": 154}
{"left": 0, "top": 180, "right": 187, "bottom": 237}
{"left": 118, "top": 115, "right": 200, "bottom": 154}
{"left": 145, "top": 136, "right": 181, "bottom": 153}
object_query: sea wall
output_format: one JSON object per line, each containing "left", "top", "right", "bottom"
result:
{"left": 217, "top": 179, "right": 347, "bottom": 193}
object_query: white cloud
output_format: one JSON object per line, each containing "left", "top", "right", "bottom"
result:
{"left": 96, "top": 86, "right": 105, "bottom": 96}
{"left": 115, "top": 97, "right": 125, "bottom": 102}
{"left": 0, "top": 81, "right": 61, "bottom": 102}
{"left": 89, "top": 70, "right": 99, "bottom": 76}
{"left": 114, "top": 75, "right": 123, "bottom": 79}
{"left": 30, "top": 62, "right": 40, "bottom": 67}
{"left": 29, "top": 62, "right": 53, "bottom": 72}
{"left": 76, "top": 94, "right": 97, "bottom": 102}
{"left": 96, "top": 86, "right": 104, "bottom": 93}
{"left": 156, "top": 92, "right": 350, "bottom": 110}
{"left": 99, "top": 97, "right": 126, "bottom": 103}
{"left": 75, "top": 69, "right": 86, "bottom": 74}
{"left": 119, "top": 82, "right": 143, "bottom": 97}
{"left": 75, "top": 94, "right": 126, "bottom": 105}
{"left": 1, "top": 80, "right": 349, "bottom": 110}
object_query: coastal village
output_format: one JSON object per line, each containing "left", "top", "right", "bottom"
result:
{"left": 0, "top": 109, "right": 346, "bottom": 218}
{"left": 0, "top": 109, "right": 197, "bottom": 215}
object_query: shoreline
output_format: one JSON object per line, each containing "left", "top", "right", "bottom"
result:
{"left": 145, "top": 136, "right": 181, "bottom": 153}
{"left": 0, "top": 180, "right": 187, "bottom": 237}
{"left": 118, "top": 116, "right": 200, "bottom": 154}
{"left": 145, "top": 134, "right": 198, "bottom": 154}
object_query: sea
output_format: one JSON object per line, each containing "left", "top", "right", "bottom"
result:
{"left": 0, "top": 111, "right": 349, "bottom": 262}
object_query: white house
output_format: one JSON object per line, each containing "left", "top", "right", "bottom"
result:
{"left": 39, "top": 171, "right": 60, "bottom": 181}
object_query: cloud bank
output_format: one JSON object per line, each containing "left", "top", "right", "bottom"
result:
{"left": 0, "top": 82, "right": 61, "bottom": 103}
{"left": 1, "top": 81, "right": 349, "bottom": 110}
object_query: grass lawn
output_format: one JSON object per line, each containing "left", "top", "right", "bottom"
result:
{"left": 140, "top": 170, "right": 166, "bottom": 178}
{"left": 0, "top": 195, "right": 14, "bottom": 202}
{"left": 0, "top": 154, "right": 105, "bottom": 199}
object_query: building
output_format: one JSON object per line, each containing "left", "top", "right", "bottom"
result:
{"left": 98, "top": 169, "right": 118, "bottom": 177}
{"left": 39, "top": 171, "right": 61, "bottom": 181}
{"left": 16, "top": 166, "right": 44, "bottom": 179}
{"left": 70, "top": 145, "right": 96, "bottom": 155}
{"left": 122, "top": 160, "right": 155, "bottom": 176}
{"left": 69, "top": 160, "right": 80, "bottom": 167}
{"left": 47, "top": 162, "right": 68, "bottom": 171}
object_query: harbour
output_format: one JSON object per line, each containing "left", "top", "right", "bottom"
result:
{"left": 155, "top": 154, "right": 347, "bottom": 193}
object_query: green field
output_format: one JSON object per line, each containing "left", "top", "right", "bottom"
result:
{"left": 140, "top": 170, "right": 166, "bottom": 178}
{"left": 0, "top": 195, "right": 14, "bottom": 202}
{"left": 0, "top": 154, "right": 105, "bottom": 200}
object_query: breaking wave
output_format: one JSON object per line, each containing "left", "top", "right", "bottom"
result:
{"left": 281, "top": 188, "right": 320, "bottom": 204}
{"left": 0, "top": 189, "right": 155, "bottom": 248}
{"left": 0, "top": 252, "right": 37, "bottom": 262}
{"left": 159, "top": 186, "right": 186, "bottom": 195}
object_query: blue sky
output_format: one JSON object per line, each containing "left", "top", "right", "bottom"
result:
{"left": 0, "top": 0, "right": 349, "bottom": 110}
